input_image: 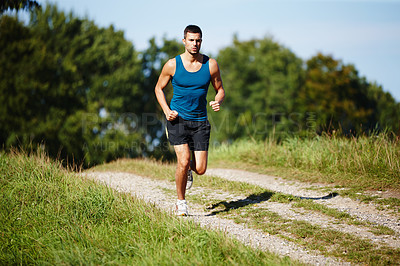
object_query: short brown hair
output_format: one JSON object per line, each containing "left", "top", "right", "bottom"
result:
{"left": 184, "top": 25, "right": 202, "bottom": 39}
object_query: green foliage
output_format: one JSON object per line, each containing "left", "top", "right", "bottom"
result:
{"left": 0, "top": 0, "right": 40, "bottom": 13}
{"left": 210, "top": 36, "right": 305, "bottom": 142}
{"left": 0, "top": 5, "right": 158, "bottom": 167}
{"left": 297, "top": 53, "right": 400, "bottom": 133}
{"left": 367, "top": 82, "right": 400, "bottom": 132}
{"left": 211, "top": 46, "right": 400, "bottom": 143}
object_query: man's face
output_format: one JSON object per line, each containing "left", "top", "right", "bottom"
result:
{"left": 183, "top": 32, "right": 202, "bottom": 55}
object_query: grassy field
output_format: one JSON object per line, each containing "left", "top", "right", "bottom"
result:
{"left": 2, "top": 132, "right": 399, "bottom": 264}
{"left": 0, "top": 150, "right": 295, "bottom": 265}
{"left": 209, "top": 133, "right": 400, "bottom": 197}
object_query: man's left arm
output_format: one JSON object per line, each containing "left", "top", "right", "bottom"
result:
{"left": 209, "top": 58, "right": 225, "bottom": 112}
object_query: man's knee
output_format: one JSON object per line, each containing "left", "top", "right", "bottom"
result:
{"left": 195, "top": 166, "right": 207, "bottom": 175}
{"left": 177, "top": 157, "right": 190, "bottom": 169}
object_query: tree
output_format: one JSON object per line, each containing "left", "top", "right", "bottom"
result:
{"left": 0, "top": 15, "right": 46, "bottom": 149}
{"left": 297, "top": 53, "right": 395, "bottom": 134}
{"left": 0, "top": 5, "right": 150, "bottom": 167}
{"left": 366, "top": 82, "right": 400, "bottom": 133}
{"left": 0, "top": 0, "right": 40, "bottom": 13}
{"left": 211, "top": 36, "right": 305, "bottom": 142}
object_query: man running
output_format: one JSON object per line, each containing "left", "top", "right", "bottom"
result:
{"left": 155, "top": 25, "right": 225, "bottom": 216}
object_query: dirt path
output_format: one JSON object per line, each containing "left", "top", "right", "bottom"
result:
{"left": 84, "top": 168, "right": 400, "bottom": 265}
{"left": 206, "top": 169, "right": 400, "bottom": 236}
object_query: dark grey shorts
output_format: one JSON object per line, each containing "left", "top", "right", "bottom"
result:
{"left": 166, "top": 116, "right": 211, "bottom": 151}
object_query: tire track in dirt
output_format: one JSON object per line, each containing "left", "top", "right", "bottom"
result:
{"left": 205, "top": 168, "right": 400, "bottom": 235}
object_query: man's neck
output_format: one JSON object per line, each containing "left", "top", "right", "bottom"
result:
{"left": 182, "top": 51, "right": 202, "bottom": 63}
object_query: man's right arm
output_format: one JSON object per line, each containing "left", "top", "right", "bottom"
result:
{"left": 154, "top": 59, "right": 178, "bottom": 121}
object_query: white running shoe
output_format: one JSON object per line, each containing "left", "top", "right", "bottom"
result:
{"left": 176, "top": 200, "right": 188, "bottom": 216}
{"left": 186, "top": 169, "right": 193, "bottom": 189}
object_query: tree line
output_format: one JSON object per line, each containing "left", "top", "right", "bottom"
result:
{"left": 1, "top": 4, "right": 399, "bottom": 167}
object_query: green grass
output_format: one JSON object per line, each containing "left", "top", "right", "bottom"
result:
{"left": 208, "top": 133, "right": 400, "bottom": 205}
{"left": 0, "top": 150, "right": 296, "bottom": 265}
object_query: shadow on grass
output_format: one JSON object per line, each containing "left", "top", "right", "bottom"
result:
{"left": 205, "top": 191, "right": 339, "bottom": 216}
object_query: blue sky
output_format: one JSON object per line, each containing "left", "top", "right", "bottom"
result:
{"left": 43, "top": 0, "right": 400, "bottom": 101}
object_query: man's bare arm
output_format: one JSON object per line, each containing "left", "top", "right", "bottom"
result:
{"left": 209, "top": 58, "right": 225, "bottom": 112}
{"left": 154, "top": 59, "right": 178, "bottom": 120}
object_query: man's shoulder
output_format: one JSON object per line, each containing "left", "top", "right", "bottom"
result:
{"left": 208, "top": 57, "right": 219, "bottom": 74}
{"left": 208, "top": 57, "right": 217, "bottom": 65}
{"left": 162, "top": 57, "right": 177, "bottom": 75}
{"left": 166, "top": 57, "right": 177, "bottom": 66}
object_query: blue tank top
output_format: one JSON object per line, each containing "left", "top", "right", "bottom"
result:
{"left": 170, "top": 55, "right": 211, "bottom": 121}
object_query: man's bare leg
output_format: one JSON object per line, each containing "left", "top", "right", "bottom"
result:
{"left": 173, "top": 144, "right": 191, "bottom": 200}
{"left": 190, "top": 150, "right": 208, "bottom": 175}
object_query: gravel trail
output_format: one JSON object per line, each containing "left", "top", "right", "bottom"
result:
{"left": 84, "top": 169, "right": 400, "bottom": 265}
